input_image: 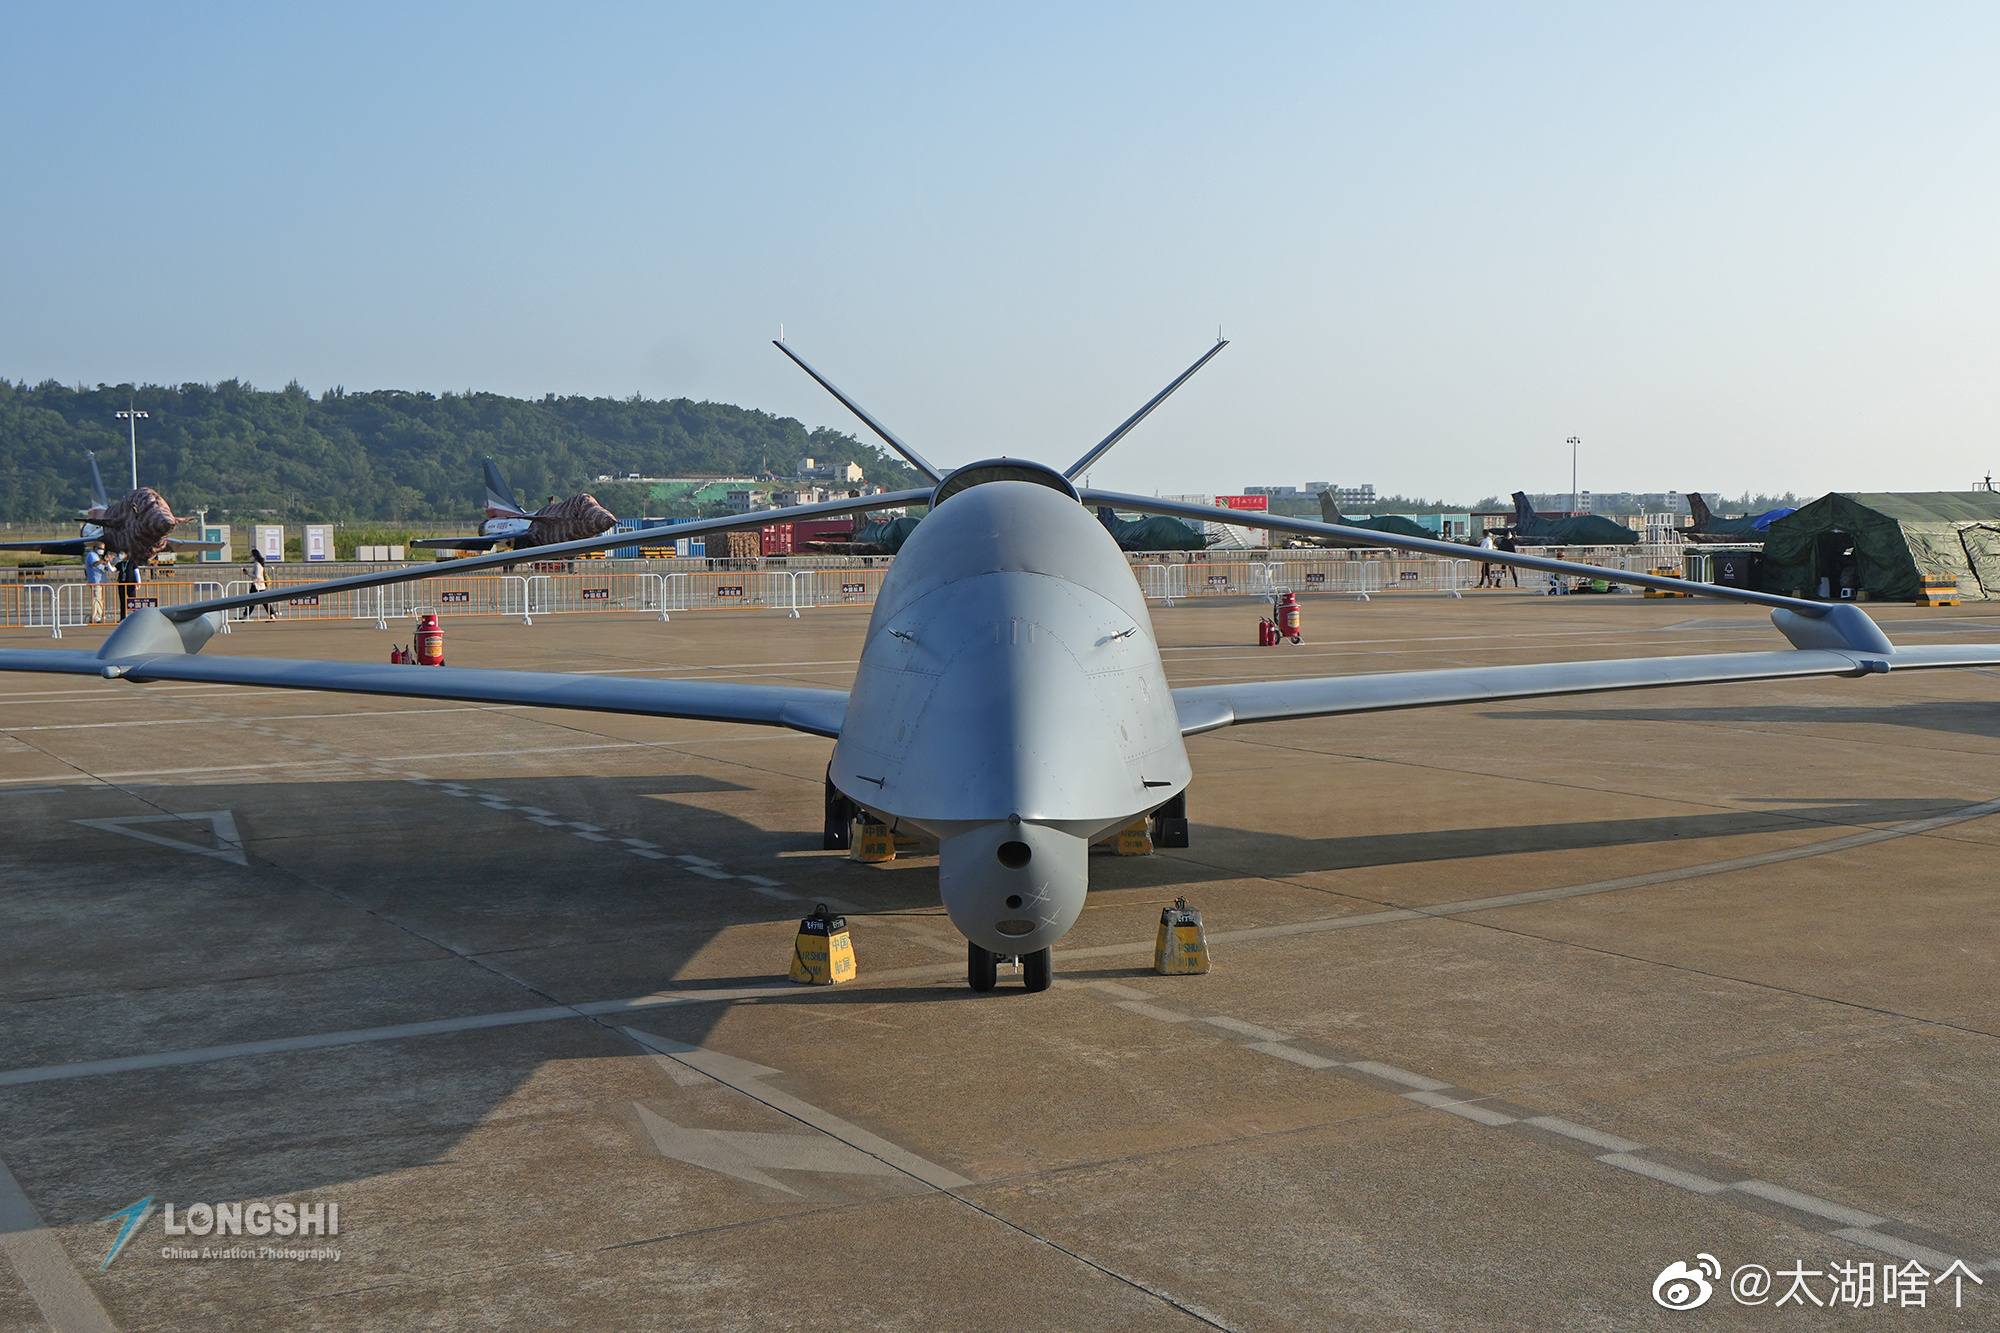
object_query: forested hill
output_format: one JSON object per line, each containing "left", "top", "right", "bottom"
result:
{"left": 0, "top": 379, "right": 923, "bottom": 523}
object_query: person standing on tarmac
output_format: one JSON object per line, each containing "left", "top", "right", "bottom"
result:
{"left": 113, "top": 553, "right": 135, "bottom": 619}
{"left": 249, "top": 548, "right": 280, "bottom": 619}
{"left": 1496, "top": 531, "right": 1521, "bottom": 587}
{"left": 1477, "top": 532, "right": 1499, "bottom": 587}
{"left": 83, "top": 545, "right": 109, "bottom": 623}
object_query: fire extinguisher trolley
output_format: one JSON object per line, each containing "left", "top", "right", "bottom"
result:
{"left": 1276, "top": 590, "right": 1302, "bottom": 643}
{"left": 415, "top": 613, "right": 445, "bottom": 666}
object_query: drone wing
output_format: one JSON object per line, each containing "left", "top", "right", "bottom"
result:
{"left": 1072, "top": 489, "right": 2000, "bottom": 730}
{"left": 408, "top": 535, "right": 509, "bottom": 551}
{"left": 1171, "top": 643, "right": 2000, "bottom": 735}
{"left": 0, "top": 648, "right": 848, "bottom": 739}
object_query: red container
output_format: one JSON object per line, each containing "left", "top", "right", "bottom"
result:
{"left": 760, "top": 523, "right": 795, "bottom": 556}
{"left": 1276, "top": 591, "right": 1302, "bottom": 643}
{"left": 790, "top": 518, "right": 855, "bottom": 548}
{"left": 415, "top": 613, "right": 445, "bottom": 666}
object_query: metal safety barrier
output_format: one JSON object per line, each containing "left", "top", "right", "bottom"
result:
{"left": 0, "top": 580, "right": 229, "bottom": 638}
{"left": 1144, "top": 556, "right": 1470, "bottom": 603}
{"left": 1132, "top": 563, "right": 1185, "bottom": 604}
{"left": 6, "top": 542, "right": 1683, "bottom": 639}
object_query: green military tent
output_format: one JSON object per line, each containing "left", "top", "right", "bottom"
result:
{"left": 1758, "top": 491, "right": 2000, "bottom": 601}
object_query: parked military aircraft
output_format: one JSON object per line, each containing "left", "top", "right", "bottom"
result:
{"left": 1507, "top": 492, "right": 1639, "bottom": 546}
{"left": 4, "top": 340, "right": 1997, "bottom": 996}
{"left": 0, "top": 453, "right": 223, "bottom": 562}
{"left": 409, "top": 458, "right": 618, "bottom": 553}
{"left": 1307, "top": 493, "right": 1435, "bottom": 547}
{"left": 1684, "top": 492, "right": 1796, "bottom": 543}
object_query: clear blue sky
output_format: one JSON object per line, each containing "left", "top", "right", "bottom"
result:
{"left": 5, "top": 3, "right": 1997, "bottom": 501}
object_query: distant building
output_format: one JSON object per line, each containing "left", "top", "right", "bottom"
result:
{"left": 799, "top": 457, "right": 865, "bottom": 484}
{"left": 726, "top": 489, "right": 770, "bottom": 514}
{"left": 1324, "top": 484, "right": 1376, "bottom": 508}
{"left": 1529, "top": 490, "right": 1685, "bottom": 516}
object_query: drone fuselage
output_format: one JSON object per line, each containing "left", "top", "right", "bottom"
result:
{"left": 830, "top": 479, "right": 1190, "bottom": 954}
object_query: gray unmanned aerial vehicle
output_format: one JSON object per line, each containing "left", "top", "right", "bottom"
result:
{"left": 5, "top": 341, "right": 1997, "bottom": 993}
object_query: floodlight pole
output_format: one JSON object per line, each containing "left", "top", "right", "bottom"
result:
{"left": 1567, "top": 436, "right": 1580, "bottom": 513}
{"left": 115, "top": 401, "right": 149, "bottom": 492}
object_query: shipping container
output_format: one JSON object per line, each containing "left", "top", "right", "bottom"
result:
{"left": 790, "top": 518, "right": 856, "bottom": 548}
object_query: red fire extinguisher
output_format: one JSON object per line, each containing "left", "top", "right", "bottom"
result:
{"left": 415, "top": 613, "right": 445, "bottom": 666}
{"left": 1277, "top": 591, "right": 1302, "bottom": 644}
{"left": 1258, "top": 617, "right": 1278, "bottom": 647}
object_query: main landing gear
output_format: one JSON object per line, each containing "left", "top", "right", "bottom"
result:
{"left": 823, "top": 766, "right": 857, "bottom": 850}
{"left": 968, "top": 942, "right": 1052, "bottom": 993}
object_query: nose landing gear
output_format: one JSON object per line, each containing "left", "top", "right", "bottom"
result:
{"left": 967, "top": 942, "right": 1053, "bottom": 993}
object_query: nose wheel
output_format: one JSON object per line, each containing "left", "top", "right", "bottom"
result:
{"left": 968, "top": 942, "right": 997, "bottom": 992}
{"left": 967, "top": 943, "right": 1053, "bottom": 992}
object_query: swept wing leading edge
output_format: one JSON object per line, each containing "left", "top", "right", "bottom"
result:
{"left": 1063, "top": 339, "right": 1229, "bottom": 481}
{"left": 1170, "top": 644, "right": 2000, "bottom": 735}
{"left": 1087, "top": 490, "right": 2000, "bottom": 730}
{"left": 1081, "top": 489, "right": 1839, "bottom": 617}
{"left": 157, "top": 487, "right": 936, "bottom": 624}
{"left": 0, "top": 648, "right": 848, "bottom": 738}
{"left": 770, "top": 341, "right": 944, "bottom": 484}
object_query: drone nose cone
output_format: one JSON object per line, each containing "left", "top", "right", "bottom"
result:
{"left": 939, "top": 821, "right": 1087, "bottom": 955}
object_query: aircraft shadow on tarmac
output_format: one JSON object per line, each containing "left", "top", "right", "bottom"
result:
{"left": 1076, "top": 797, "right": 1973, "bottom": 895}
{"left": 1, "top": 773, "right": 978, "bottom": 1213}
{"left": 1482, "top": 700, "right": 2000, "bottom": 739}
{"left": 0, "top": 775, "right": 1974, "bottom": 1214}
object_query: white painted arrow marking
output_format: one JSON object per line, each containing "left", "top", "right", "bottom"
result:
{"left": 634, "top": 1104, "right": 901, "bottom": 1195}
{"left": 625, "top": 1026, "right": 972, "bottom": 1190}
{"left": 72, "top": 811, "right": 248, "bottom": 866}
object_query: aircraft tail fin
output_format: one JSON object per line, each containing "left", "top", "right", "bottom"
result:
{"left": 1687, "top": 492, "right": 1713, "bottom": 529}
{"left": 1062, "top": 338, "right": 1228, "bottom": 481}
{"left": 484, "top": 457, "right": 528, "bottom": 517}
{"left": 1511, "top": 491, "right": 1537, "bottom": 527}
{"left": 88, "top": 452, "right": 110, "bottom": 510}
{"left": 771, "top": 341, "right": 944, "bottom": 483}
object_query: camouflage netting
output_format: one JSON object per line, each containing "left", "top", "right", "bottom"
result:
{"left": 855, "top": 515, "right": 924, "bottom": 554}
{"left": 1095, "top": 508, "right": 1209, "bottom": 551}
{"left": 1758, "top": 492, "right": 2000, "bottom": 601}
{"left": 528, "top": 493, "right": 617, "bottom": 546}
{"left": 98, "top": 488, "right": 184, "bottom": 561}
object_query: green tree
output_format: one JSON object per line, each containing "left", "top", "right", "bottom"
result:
{"left": 0, "top": 379, "right": 924, "bottom": 523}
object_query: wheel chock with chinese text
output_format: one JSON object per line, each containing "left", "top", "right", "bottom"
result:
{"left": 1155, "top": 897, "right": 1210, "bottom": 975}
{"left": 1103, "top": 819, "right": 1153, "bottom": 857}
{"left": 849, "top": 819, "right": 896, "bottom": 863}
{"left": 789, "top": 904, "right": 857, "bottom": 985}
